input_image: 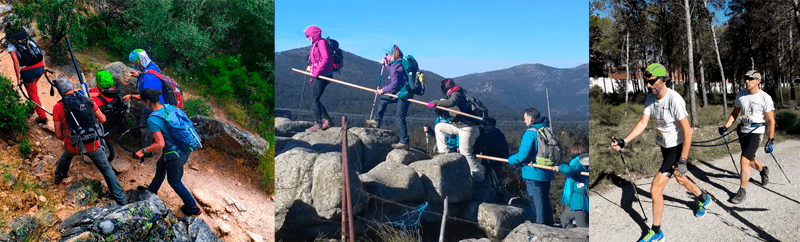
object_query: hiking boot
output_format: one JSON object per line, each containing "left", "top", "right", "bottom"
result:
{"left": 35, "top": 117, "right": 47, "bottom": 124}
{"left": 365, "top": 119, "right": 379, "bottom": 128}
{"left": 760, "top": 166, "right": 769, "bottom": 186}
{"left": 181, "top": 205, "right": 202, "bottom": 216}
{"left": 320, "top": 119, "right": 332, "bottom": 130}
{"left": 306, "top": 124, "right": 322, "bottom": 132}
{"left": 730, "top": 189, "right": 746, "bottom": 204}
{"left": 54, "top": 177, "right": 63, "bottom": 185}
{"left": 639, "top": 229, "right": 664, "bottom": 242}
{"left": 392, "top": 143, "right": 409, "bottom": 150}
{"left": 695, "top": 194, "right": 712, "bottom": 217}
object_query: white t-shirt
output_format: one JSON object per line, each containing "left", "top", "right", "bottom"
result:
{"left": 7, "top": 40, "right": 39, "bottom": 69}
{"left": 643, "top": 88, "right": 688, "bottom": 148}
{"left": 735, "top": 90, "right": 774, "bottom": 134}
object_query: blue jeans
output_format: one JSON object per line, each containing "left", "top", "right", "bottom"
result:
{"left": 54, "top": 149, "right": 127, "bottom": 205}
{"left": 526, "top": 179, "right": 553, "bottom": 225}
{"left": 375, "top": 96, "right": 410, "bottom": 145}
{"left": 147, "top": 151, "right": 198, "bottom": 211}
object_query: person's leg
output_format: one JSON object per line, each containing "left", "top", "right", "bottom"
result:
{"left": 164, "top": 152, "right": 199, "bottom": 212}
{"left": 147, "top": 153, "right": 168, "bottom": 194}
{"left": 54, "top": 150, "right": 75, "bottom": 182}
{"left": 458, "top": 125, "right": 483, "bottom": 178}
{"left": 435, "top": 123, "right": 458, "bottom": 153}
{"left": 739, "top": 133, "right": 762, "bottom": 189}
{"left": 529, "top": 180, "right": 553, "bottom": 225}
{"left": 140, "top": 108, "right": 153, "bottom": 148}
{"left": 374, "top": 97, "right": 395, "bottom": 128}
{"left": 575, "top": 211, "right": 589, "bottom": 228}
{"left": 650, "top": 173, "right": 670, "bottom": 230}
{"left": 395, "top": 99, "right": 410, "bottom": 145}
{"left": 673, "top": 171, "right": 702, "bottom": 197}
{"left": 524, "top": 179, "right": 538, "bottom": 221}
{"left": 86, "top": 149, "right": 127, "bottom": 205}
{"left": 21, "top": 67, "right": 46, "bottom": 120}
{"left": 319, "top": 74, "right": 333, "bottom": 123}
{"left": 312, "top": 76, "right": 332, "bottom": 124}
{"left": 560, "top": 211, "right": 574, "bottom": 229}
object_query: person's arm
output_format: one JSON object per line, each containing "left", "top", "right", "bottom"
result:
{"left": 123, "top": 94, "right": 141, "bottom": 102}
{"left": 382, "top": 65, "right": 401, "bottom": 93}
{"left": 54, "top": 120, "right": 63, "bottom": 140}
{"left": 611, "top": 114, "right": 650, "bottom": 151}
{"left": 312, "top": 40, "right": 330, "bottom": 78}
{"left": 677, "top": 117, "right": 693, "bottom": 160}
{"left": 508, "top": 130, "right": 536, "bottom": 165}
{"left": 93, "top": 104, "right": 106, "bottom": 124}
{"left": 765, "top": 110, "right": 775, "bottom": 140}
{"left": 135, "top": 131, "right": 165, "bottom": 158}
{"left": 434, "top": 90, "right": 460, "bottom": 108}
{"left": 723, "top": 107, "right": 741, "bottom": 128}
{"left": 9, "top": 52, "right": 20, "bottom": 85}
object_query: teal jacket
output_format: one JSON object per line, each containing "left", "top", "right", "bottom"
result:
{"left": 559, "top": 155, "right": 589, "bottom": 211}
{"left": 508, "top": 122, "right": 554, "bottom": 181}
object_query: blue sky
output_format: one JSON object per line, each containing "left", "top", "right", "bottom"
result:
{"left": 275, "top": 1, "right": 587, "bottom": 77}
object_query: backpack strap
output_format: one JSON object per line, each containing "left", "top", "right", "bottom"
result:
{"left": 144, "top": 69, "right": 166, "bottom": 81}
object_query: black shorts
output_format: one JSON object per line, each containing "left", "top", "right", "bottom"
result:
{"left": 737, "top": 130, "right": 763, "bottom": 161}
{"left": 659, "top": 145, "right": 680, "bottom": 177}
{"left": 20, "top": 66, "right": 43, "bottom": 84}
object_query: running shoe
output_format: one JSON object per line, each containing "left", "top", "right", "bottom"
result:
{"left": 731, "top": 189, "right": 746, "bottom": 204}
{"left": 639, "top": 229, "right": 664, "bottom": 242}
{"left": 695, "top": 194, "right": 712, "bottom": 217}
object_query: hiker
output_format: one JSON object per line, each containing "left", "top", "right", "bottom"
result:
{"left": 424, "top": 110, "right": 458, "bottom": 153}
{"left": 474, "top": 117, "right": 510, "bottom": 182}
{"left": 428, "top": 78, "right": 484, "bottom": 180}
{"left": 508, "top": 108, "right": 554, "bottom": 226}
{"left": 52, "top": 78, "right": 126, "bottom": 205}
{"left": 372, "top": 45, "right": 411, "bottom": 149}
{"left": 611, "top": 63, "right": 711, "bottom": 242}
{"left": 304, "top": 25, "right": 334, "bottom": 132}
{"left": 126, "top": 49, "right": 165, "bottom": 155}
{"left": 556, "top": 143, "right": 589, "bottom": 228}
{"left": 5, "top": 25, "right": 47, "bottom": 123}
{"left": 90, "top": 70, "right": 125, "bottom": 132}
{"left": 718, "top": 70, "right": 775, "bottom": 204}
{"left": 135, "top": 88, "right": 202, "bottom": 216}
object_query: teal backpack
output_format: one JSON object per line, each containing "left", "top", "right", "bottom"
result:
{"left": 397, "top": 55, "right": 424, "bottom": 99}
{"left": 151, "top": 104, "right": 202, "bottom": 152}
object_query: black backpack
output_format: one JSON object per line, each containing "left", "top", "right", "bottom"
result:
{"left": 461, "top": 89, "right": 488, "bottom": 119}
{"left": 325, "top": 37, "right": 343, "bottom": 71}
{"left": 9, "top": 31, "right": 43, "bottom": 66}
{"left": 62, "top": 93, "right": 101, "bottom": 154}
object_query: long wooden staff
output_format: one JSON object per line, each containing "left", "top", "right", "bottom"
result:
{"left": 477, "top": 154, "right": 589, "bottom": 177}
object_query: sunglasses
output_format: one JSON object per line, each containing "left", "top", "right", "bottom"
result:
{"left": 744, "top": 76, "right": 757, "bottom": 81}
{"left": 646, "top": 76, "right": 660, "bottom": 85}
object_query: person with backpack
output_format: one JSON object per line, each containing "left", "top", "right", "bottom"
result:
{"left": 428, "top": 78, "right": 484, "bottom": 181}
{"left": 90, "top": 70, "right": 125, "bottom": 132}
{"left": 611, "top": 63, "right": 710, "bottom": 242}
{"left": 372, "top": 45, "right": 412, "bottom": 149}
{"left": 5, "top": 26, "right": 47, "bottom": 123}
{"left": 474, "top": 117, "right": 510, "bottom": 185}
{"left": 125, "top": 49, "right": 167, "bottom": 155}
{"left": 507, "top": 107, "right": 554, "bottom": 226}
{"left": 718, "top": 70, "right": 775, "bottom": 204}
{"left": 52, "top": 78, "right": 126, "bottom": 206}
{"left": 425, "top": 110, "right": 459, "bottom": 153}
{"left": 556, "top": 143, "right": 589, "bottom": 228}
{"left": 135, "top": 88, "right": 202, "bottom": 216}
{"left": 304, "top": 25, "right": 335, "bottom": 132}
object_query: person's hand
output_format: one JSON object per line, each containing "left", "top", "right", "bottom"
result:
{"left": 765, "top": 138, "right": 774, "bottom": 153}
{"left": 129, "top": 70, "right": 139, "bottom": 78}
{"left": 306, "top": 65, "right": 312, "bottom": 72}
{"left": 423, "top": 125, "right": 429, "bottom": 133}
{"left": 135, "top": 149, "right": 144, "bottom": 158}
{"left": 611, "top": 136, "right": 626, "bottom": 151}
{"left": 718, "top": 126, "right": 728, "bottom": 136}
{"left": 377, "top": 88, "right": 384, "bottom": 95}
{"left": 382, "top": 57, "right": 388, "bottom": 66}
{"left": 123, "top": 95, "right": 131, "bottom": 102}
{"left": 427, "top": 101, "right": 436, "bottom": 109}
{"left": 676, "top": 158, "right": 688, "bottom": 176}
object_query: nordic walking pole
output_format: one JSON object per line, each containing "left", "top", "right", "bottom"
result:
{"left": 611, "top": 137, "right": 648, "bottom": 222}
{"left": 424, "top": 125, "right": 430, "bottom": 154}
{"left": 298, "top": 77, "right": 306, "bottom": 110}
{"left": 769, "top": 153, "right": 791, "bottom": 184}
{"left": 292, "top": 68, "right": 484, "bottom": 121}
{"left": 16, "top": 84, "right": 52, "bottom": 115}
{"left": 476, "top": 154, "right": 589, "bottom": 177}
{"left": 721, "top": 132, "right": 740, "bottom": 176}
{"left": 369, "top": 66, "right": 384, "bottom": 120}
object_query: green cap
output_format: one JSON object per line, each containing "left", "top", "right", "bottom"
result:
{"left": 645, "top": 63, "right": 668, "bottom": 77}
{"left": 96, "top": 70, "right": 114, "bottom": 89}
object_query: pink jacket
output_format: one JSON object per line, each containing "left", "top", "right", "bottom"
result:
{"left": 305, "top": 26, "right": 333, "bottom": 78}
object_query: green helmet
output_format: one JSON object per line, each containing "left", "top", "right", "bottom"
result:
{"left": 96, "top": 70, "right": 114, "bottom": 89}
{"left": 645, "top": 63, "right": 667, "bottom": 77}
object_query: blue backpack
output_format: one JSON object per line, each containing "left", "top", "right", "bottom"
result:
{"left": 151, "top": 104, "right": 202, "bottom": 152}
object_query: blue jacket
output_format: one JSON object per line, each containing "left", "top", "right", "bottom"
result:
{"left": 559, "top": 154, "right": 589, "bottom": 211}
{"left": 138, "top": 62, "right": 165, "bottom": 107}
{"left": 508, "top": 122, "right": 554, "bottom": 181}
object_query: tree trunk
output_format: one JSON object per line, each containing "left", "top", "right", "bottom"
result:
{"left": 685, "top": 0, "right": 698, "bottom": 126}
{"left": 704, "top": 0, "right": 727, "bottom": 115}
{"left": 700, "top": 58, "right": 708, "bottom": 107}
{"left": 625, "top": 32, "right": 630, "bottom": 116}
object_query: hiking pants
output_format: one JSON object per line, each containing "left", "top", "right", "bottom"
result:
{"left": 20, "top": 66, "right": 46, "bottom": 119}
{"left": 375, "top": 96, "right": 410, "bottom": 145}
{"left": 526, "top": 179, "right": 554, "bottom": 226}
{"left": 147, "top": 151, "right": 198, "bottom": 210}
{"left": 312, "top": 73, "right": 333, "bottom": 124}
{"left": 435, "top": 122, "right": 480, "bottom": 171}
{"left": 560, "top": 210, "right": 589, "bottom": 228}
{"left": 54, "top": 149, "right": 127, "bottom": 205}
{"left": 140, "top": 108, "right": 153, "bottom": 149}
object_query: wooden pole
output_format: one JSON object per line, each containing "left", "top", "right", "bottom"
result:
{"left": 476, "top": 154, "right": 589, "bottom": 177}
{"left": 292, "top": 68, "right": 484, "bottom": 121}
{"left": 341, "top": 117, "right": 355, "bottom": 242}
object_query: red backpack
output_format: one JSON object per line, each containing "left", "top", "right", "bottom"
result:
{"left": 144, "top": 69, "right": 183, "bottom": 108}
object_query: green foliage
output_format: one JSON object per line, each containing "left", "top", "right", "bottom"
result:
{"left": 258, "top": 153, "right": 274, "bottom": 194}
{"left": 18, "top": 139, "right": 32, "bottom": 158}
{"left": 181, "top": 97, "right": 212, "bottom": 118}
{"left": 14, "top": 0, "right": 86, "bottom": 63}
{"left": 775, "top": 110, "right": 800, "bottom": 134}
{"left": 0, "top": 75, "right": 33, "bottom": 135}
{"left": 591, "top": 101, "right": 623, "bottom": 126}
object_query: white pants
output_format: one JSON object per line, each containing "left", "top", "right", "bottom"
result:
{"left": 435, "top": 122, "right": 484, "bottom": 180}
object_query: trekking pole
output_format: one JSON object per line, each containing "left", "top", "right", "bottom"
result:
{"left": 65, "top": 36, "right": 88, "bottom": 97}
{"left": 611, "top": 137, "right": 648, "bottom": 222}
{"left": 476, "top": 154, "right": 589, "bottom": 176}
{"left": 769, "top": 153, "right": 791, "bottom": 184}
{"left": 292, "top": 68, "right": 484, "bottom": 121}
{"left": 721, "top": 132, "right": 740, "bottom": 176}
{"left": 298, "top": 78, "right": 306, "bottom": 110}
{"left": 368, "top": 66, "right": 384, "bottom": 120}
{"left": 16, "top": 84, "right": 52, "bottom": 115}
{"left": 424, "top": 125, "right": 430, "bottom": 154}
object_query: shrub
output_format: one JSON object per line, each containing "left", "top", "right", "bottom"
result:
{"left": 14, "top": 0, "right": 86, "bottom": 64}
{"left": 18, "top": 139, "right": 32, "bottom": 158}
{"left": 181, "top": 97, "right": 212, "bottom": 118}
{"left": 0, "top": 75, "right": 33, "bottom": 135}
{"left": 775, "top": 110, "right": 800, "bottom": 134}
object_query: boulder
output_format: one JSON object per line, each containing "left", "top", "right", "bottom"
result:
{"left": 348, "top": 127, "right": 398, "bottom": 171}
{"left": 292, "top": 127, "right": 365, "bottom": 172}
{"left": 110, "top": 159, "right": 131, "bottom": 173}
{"left": 311, "top": 152, "right": 368, "bottom": 219}
{"left": 274, "top": 136, "right": 294, "bottom": 154}
{"left": 275, "top": 117, "right": 315, "bottom": 137}
{"left": 359, "top": 162, "right": 424, "bottom": 202}
{"left": 502, "top": 221, "right": 589, "bottom": 242}
{"left": 409, "top": 153, "right": 473, "bottom": 203}
{"left": 477, "top": 203, "right": 525, "bottom": 239}
{"left": 459, "top": 239, "right": 492, "bottom": 242}
{"left": 102, "top": 62, "right": 144, "bottom": 123}
{"left": 192, "top": 189, "right": 224, "bottom": 214}
{"left": 58, "top": 190, "right": 220, "bottom": 241}
{"left": 384, "top": 148, "right": 428, "bottom": 165}
{"left": 191, "top": 115, "right": 269, "bottom": 159}
{"left": 0, "top": 216, "right": 40, "bottom": 242}
{"left": 65, "top": 179, "right": 106, "bottom": 207}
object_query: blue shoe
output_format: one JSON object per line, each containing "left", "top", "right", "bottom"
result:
{"left": 695, "top": 194, "right": 712, "bottom": 217}
{"left": 639, "top": 229, "right": 664, "bottom": 242}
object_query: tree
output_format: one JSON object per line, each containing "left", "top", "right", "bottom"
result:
{"left": 684, "top": 0, "right": 699, "bottom": 126}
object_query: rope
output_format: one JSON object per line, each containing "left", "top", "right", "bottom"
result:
{"left": 385, "top": 202, "right": 428, "bottom": 228}
{"left": 690, "top": 124, "right": 760, "bottom": 148}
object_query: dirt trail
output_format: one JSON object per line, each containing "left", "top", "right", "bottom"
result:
{"left": 2, "top": 36, "right": 273, "bottom": 241}
{"left": 590, "top": 140, "right": 800, "bottom": 241}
